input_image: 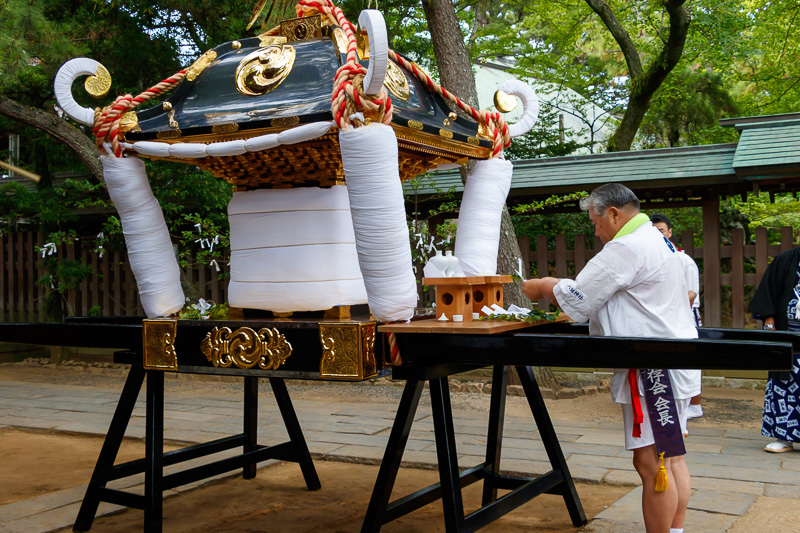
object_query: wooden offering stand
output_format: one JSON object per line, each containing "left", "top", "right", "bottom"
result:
{"left": 422, "top": 275, "right": 513, "bottom": 321}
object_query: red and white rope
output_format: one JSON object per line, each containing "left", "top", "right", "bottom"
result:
{"left": 293, "top": 0, "right": 508, "bottom": 154}
{"left": 387, "top": 50, "right": 510, "bottom": 156}
{"left": 296, "top": 0, "right": 392, "bottom": 129}
{"left": 93, "top": 70, "right": 187, "bottom": 158}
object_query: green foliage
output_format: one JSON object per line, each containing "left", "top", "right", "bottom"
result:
{"left": 479, "top": 309, "right": 560, "bottom": 324}
{"left": 34, "top": 229, "right": 93, "bottom": 319}
{"left": 641, "top": 206, "right": 703, "bottom": 246}
{"left": 639, "top": 67, "right": 739, "bottom": 148}
{"left": 513, "top": 192, "right": 588, "bottom": 216}
{"left": 503, "top": 105, "right": 587, "bottom": 160}
{"left": 405, "top": 173, "right": 459, "bottom": 278}
{"left": 0, "top": 178, "right": 106, "bottom": 231}
{"left": 512, "top": 192, "right": 592, "bottom": 254}
{"left": 178, "top": 300, "right": 229, "bottom": 320}
{"left": 723, "top": 192, "right": 800, "bottom": 243}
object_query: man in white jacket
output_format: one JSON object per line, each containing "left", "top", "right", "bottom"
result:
{"left": 652, "top": 213, "right": 704, "bottom": 420}
{"left": 522, "top": 184, "right": 699, "bottom": 533}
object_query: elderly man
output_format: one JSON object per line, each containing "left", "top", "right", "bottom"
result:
{"left": 522, "top": 184, "right": 699, "bottom": 533}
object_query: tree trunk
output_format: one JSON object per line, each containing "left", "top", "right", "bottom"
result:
{"left": 498, "top": 205, "right": 524, "bottom": 306}
{"left": 421, "top": 0, "right": 479, "bottom": 110}
{"left": 422, "top": 0, "right": 525, "bottom": 308}
{"left": 587, "top": 0, "right": 690, "bottom": 151}
{"left": 0, "top": 94, "right": 103, "bottom": 182}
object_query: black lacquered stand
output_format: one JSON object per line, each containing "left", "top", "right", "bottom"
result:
{"left": 361, "top": 363, "right": 586, "bottom": 532}
{"left": 72, "top": 355, "right": 320, "bottom": 533}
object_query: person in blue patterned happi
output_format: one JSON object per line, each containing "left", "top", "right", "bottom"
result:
{"left": 749, "top": 246, "right": 800, "bottom": 453}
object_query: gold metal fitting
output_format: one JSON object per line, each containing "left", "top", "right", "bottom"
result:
{"left": 494, "top": 90, "right": 517, "bottom": 113}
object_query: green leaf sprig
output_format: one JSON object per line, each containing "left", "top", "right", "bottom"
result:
{"left": 478, "top": 309, "right": 560, "bottom": 324}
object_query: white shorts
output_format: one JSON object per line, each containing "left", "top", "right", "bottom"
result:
{"left": 621, "top": 398, "right": 690, "bottom": 451}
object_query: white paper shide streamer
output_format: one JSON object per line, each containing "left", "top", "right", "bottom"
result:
{"left": 454, "top": 158, "right": 514, "bottom": 276}
{"left": 227, "top": 186, "right": 368, "bottom": 312}
{"left": 340, "top": 124, "right": 416, "bottom": 323}
{"left": 100, "top": 156, "right": 185, "bottom": 317}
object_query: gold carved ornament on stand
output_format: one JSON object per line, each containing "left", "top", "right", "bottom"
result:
{"left": 201, "top": 326, "right": 292, "bottom": 370}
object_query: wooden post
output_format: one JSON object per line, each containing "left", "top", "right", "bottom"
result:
{"left": 555, "top": 234, "right": 568, "bottom": 278}
{"left": 101, "top": 249, "right": 111, "bottom": 315}
{"left": 535, "top": 235, "right": 549, "bottom": 310}
{"left": 36, "top": 232, "right": 44, "bottom": 321}
{"left": 112, "top": 250, "right": 121, "bottom": 316}
{"left": 702, "top": 194, "right": 721, "bottom": 327}
{"left": 0, "top": 233, "right": 5, "bottom": 322}
{"left": 755, "top": 227, "right": 769, "bottom": 288}
{"left": 26, "top": 232, "right": 34, "bottom": 322}
{"left": 731, "top": 228, "right": 744, "bottom": 328}
{"left": 781, "top": 226, "right": 793, "bottom": 252}
{"left": 125, "top": 263, "right": 136, "bottom": 316}
{"left": 574, "top": 234, "right": 586, "bottom": 275}
{"left": 66, "top": 241, "right": 77, "bottom": 316}
{"left": 680, "top": 230, "right": 694, "bottom": 259}
{"left": 518, "top": 236, "right": 530, "bottom": 279}
{"left": 79, "top": 240, "right": 88, "bottom": 317}
{"left": 90, "top": 251, "right": 99, "bottom": 313}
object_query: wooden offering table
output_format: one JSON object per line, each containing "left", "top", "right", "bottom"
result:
{"left": 363, "top": 319, "right": 797, "bottom": 532}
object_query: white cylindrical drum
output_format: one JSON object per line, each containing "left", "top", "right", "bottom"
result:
{"left": 101, "top": 156, "right": 185, "bottom": 317}
{"left": 227, "top": 186, "right": 368, "bottom": 312}
{"left": 454, "top": 157, "right": 514, "bottom": 275}
{"left": 339, "top": 124, "right": 416, "bottom": 323}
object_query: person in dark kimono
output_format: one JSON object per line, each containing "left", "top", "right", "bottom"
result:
{"left": 749, "top": 246, "right": 800, "bottom": 453}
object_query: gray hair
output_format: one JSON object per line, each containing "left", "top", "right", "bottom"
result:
{"left": 579, "top": 183, "right": 640, "bottom": 215}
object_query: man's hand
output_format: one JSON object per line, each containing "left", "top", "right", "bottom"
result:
{"left": 522, "top": 277, "right": 560, "bottom": 304}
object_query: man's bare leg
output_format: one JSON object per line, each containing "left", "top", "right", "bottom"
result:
{"left": 668, "top": 455, "right": 690, "bottom": 529}
{"left": 633, "top": 445, "right": 678, "bottom": 532}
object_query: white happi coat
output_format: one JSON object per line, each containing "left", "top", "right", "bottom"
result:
{"left": 678, "top": 250, "right": 700, "bottom": 301}
{"left": 552, "top": 221, "right": 701, "bottom": 404}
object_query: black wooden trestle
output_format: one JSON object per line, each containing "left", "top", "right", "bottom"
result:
{"left": 72, "top": 359, "right": 320, "bottom": 532}
{"left": 0, "top": 319, "right": 795, "bottom": 533}
{"left": 361, "top": 363, "right": 586, "bottom": 532}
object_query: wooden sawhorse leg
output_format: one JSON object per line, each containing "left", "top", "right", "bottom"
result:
{"left": 516, "top": 365, "right": 586, "bottom": 526}
{"left": 243, "top": 376, "right": 258, "bottom": 479}
{"left": 362, "top": 364, "right": 586, "bottom": 532}
{"left": 361, "top": 378, "right": 425, "bottom": 532}
{"left": 482, "top": 364, "right": 509, "bottom": 505}
{"left": 144, "top": 370, "right": 164, "bottom": 532}
{"left": 269, "top": 377, "right": 321, "bottom": 491}
{"left": 74, "top": 363, "right": 146, "bottom": 532}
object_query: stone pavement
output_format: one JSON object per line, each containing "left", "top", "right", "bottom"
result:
{"left": 1, "top": 373, "right": 799, "bottom": 532}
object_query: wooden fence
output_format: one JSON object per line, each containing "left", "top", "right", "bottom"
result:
{"left": 2, "top": 227, "right": 798, "bottom": 326}
{"left": 518, "top": 226, "right": 800, "bottom": 328}
{"left": 0, "top": 231, "right": 227, "bottom": 322}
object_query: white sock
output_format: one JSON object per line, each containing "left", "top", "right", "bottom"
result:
{"left": 670, "top": 529, "right": 684, "bottom": 533}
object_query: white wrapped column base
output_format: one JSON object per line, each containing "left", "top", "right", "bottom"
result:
{"left": 227, "top": 186, "right": 368, "bottom": 312}
{"left": 100, "top": 156, "right": 185, "bottom": 317}
{"left": 340, "top": 124, "right": 416, "bottom": 323}
{"left": 454, "top": 158, "right": 514, "bottom": 276}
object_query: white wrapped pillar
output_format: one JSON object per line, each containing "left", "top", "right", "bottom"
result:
{"left": 340, "top": 124, "right": 416, "bottom": 323}
{"left": 227, "top": 186, "right": 368, "bottom": 312}
{"left": 101, "top": 156, "right": 185, "bottom": 317}
{"left": 453, "top": 158, "right": 514, "bottom": 275}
